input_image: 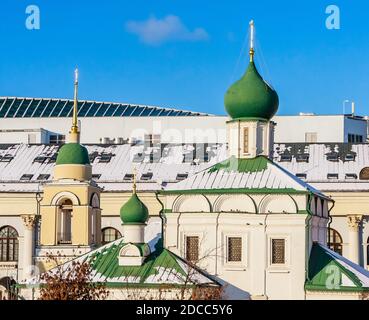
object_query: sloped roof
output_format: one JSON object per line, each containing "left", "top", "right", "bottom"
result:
{"left": 0, "top": 143, "right": 227, "bottom": 192}
{"left": 1, "top": 142, "right": 369, "bottom": 193}
{"left": 0, "top": 97, "right": 211, "bottom": 118}
{"left": 163, "top": 156, "right": 326, "bottom": 198}
{"left": 22, "top": 239, "right": 220, "bottom": 288}
{"left": 306, "top": 243, "right": 369, "bottom": 292}
{"left": 274, "top": 143, "right": 369, "bottom": 191}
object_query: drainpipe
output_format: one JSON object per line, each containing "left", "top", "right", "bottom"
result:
{"left": 327, "top": 197, "right": 335, "bottom": 231}
{"left": 215, "top": 212, "right": 222, "bottom": 276}
{"left": 305, "top": 193, "right": 313, "bottom": 300}
{"left": 35, "top": 187, "right": 43, "bottom": 246}
{"left": 263, "top": 213, "right": 270, "bottom": 298}
{"left": 155, "top": 192, "right": 165, "bottom": 247}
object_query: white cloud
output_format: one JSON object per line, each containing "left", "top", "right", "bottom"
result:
{"left": 125, "top": 15, "right": 209, "bottom": 45}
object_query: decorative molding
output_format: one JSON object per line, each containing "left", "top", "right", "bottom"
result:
{"left": 347, "top": 215, "right": 362, "bottom": 231}
{"left": 21, "top": 214, "right": 37, "bottom": 230}
{"left": 50, "top": 191, "right": 80, "bottom": 206}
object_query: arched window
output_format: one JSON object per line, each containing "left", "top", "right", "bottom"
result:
{"left": 58, "top": 199, "right": 73, "bottom": 244}
{"left": 328, "top": 228, "right": 343, "bottom": 255}
{"left": 0, "top": 226, "right": 19, "bottom": 262}
{"left": 101, "top": 228, "right": 121, "bottom": 245}
{"left": 90, "top": 194, "right": 100, "bottom": 243}
{"left": 360, "top": 167, "right": 369, "bottom": 180}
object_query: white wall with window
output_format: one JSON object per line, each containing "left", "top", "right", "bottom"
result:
{"left": 274, "top": 115, "right": 368, "bottom": 143}
{"left": 164, "top": 208, "right": 325, "bottom": 300}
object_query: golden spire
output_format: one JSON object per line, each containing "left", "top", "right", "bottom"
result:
{"left": 71, "top": 68, "right": 79, "bottom": 134}
{"left": 249, "top": 20, "right": 255, "bottom": 62}
{"left": 133, "top": 167, "right": 137, "bottom": 194}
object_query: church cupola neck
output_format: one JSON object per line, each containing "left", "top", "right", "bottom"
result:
{"left": 225, "top": 20, "right": 278, "bottom": 160}
{"left": 69, "top": 68, "right": 80, "bottom": 144}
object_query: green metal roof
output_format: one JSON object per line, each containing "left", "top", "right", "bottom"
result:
{"left": 56, "top": 143, "right": 90, "bottom": 165}
{"left": 120, "top": 193, "right": 149, "bottom": 225}
{"left": 89, "top": 241, "right": 186, "bottom": 285}
{"left": 306, "top": 243, "right": 369, "bottom": 292}
{"left": 208, "top": 156, "right": 269, "bottom": 173}
{"left": 224, "top": 61, "right": 279, "bottom": 121}
{"left": 22, "top": 239, "right": 220, "bottom": 289}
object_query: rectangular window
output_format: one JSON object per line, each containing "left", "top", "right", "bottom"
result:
{"left": 20, "top": 174, "right": 33, "bottom": 181}
{"left": 186, "top": 236, "right": 199, "bottom": 262}
{"left": 305, "top": 132, "right": 317, "bottom": 143}
{"left": 49, "top": 134, "right": 65, "bottom": 145}
{"left": 271, "top": 239, "right": 286, "bottom": 265}
{"left": 28, "top": 134, "right": 36, "bottom": 144}
{"left": 37, "top": 174, "right": 50, "bottom": 181}
{"left": 327, "top": 173, "right": 339, "bottom": 180}
{"left": 243, "top": 127, "right": 249, "bottom": 154}
{"left": 296, "top": 173, "right": 307, "bottom": 180}
{"left": 296, "top": 154, "right": 309, "bottom": 163}
{"left": 280, "top": 154, "right": 292, "bottom": 162}
{"left": 227, "top": 237, "right": 242, "bottom": 262}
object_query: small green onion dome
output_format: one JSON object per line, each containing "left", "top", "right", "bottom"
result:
{"left": 120, "top": 193, "right": 149, "bottom": 225}
{"left": 224, "top": 61, "right": 279, "bottom": 121}
{"left": 56, "top": 143, "right": 90, "bottom": 165}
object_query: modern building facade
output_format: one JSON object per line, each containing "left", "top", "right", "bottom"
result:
{"left": 0, "top": 98, "right": 367, "bottom": 146}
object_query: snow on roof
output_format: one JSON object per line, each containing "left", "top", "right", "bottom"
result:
{"left": 274, "top": 143, "right": 369, "bottom": 191}
{"left": 0, "top": 143, "right": 227, "bottom": 192}
{"left": 22, "top": 238, "right": 220, "bottom": 288}
{"left": 1, "top": 142, "right": 369, "bottom": 193}
{"left": 164, "top": 156, "right": 326, "bottom": 197}
{"left": 306, "top": 243, "right": 369, "bottom": 292}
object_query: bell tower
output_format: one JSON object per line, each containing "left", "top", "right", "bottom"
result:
{"left": 39, "top": 69, "right": 101, "bottom": 261}
{"left": 225, "top": 21, "right": 279, "bottom": 159}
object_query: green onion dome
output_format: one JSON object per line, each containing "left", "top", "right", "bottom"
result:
{"left": 56, "top": 143, "right": 90, "bottom": 165}
{"left": 120, "top": 193, "right": 149, "bottom": 225}
{"left": 224, "top": 61, "right": 279, "bottom": 121}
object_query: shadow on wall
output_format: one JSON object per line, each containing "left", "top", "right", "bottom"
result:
{"left": 213, "top": 276, "right": 251, "bottom": 300}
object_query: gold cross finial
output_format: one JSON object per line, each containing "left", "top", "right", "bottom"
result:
{"left": 71, "top": 68, "right": 79, "bottom": 134}
{"left": 249, "top": 20, "right": 255, "bottom": 62}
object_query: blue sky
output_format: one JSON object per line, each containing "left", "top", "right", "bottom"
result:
{"left": 0, "top": 0, "right": 368, "bottom": 116}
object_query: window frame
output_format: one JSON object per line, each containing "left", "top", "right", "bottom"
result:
{"left": 243, "top": 127, "right": 249, "bottom": 154}
{"left": 223, "top": 233, "right": 247, "bottom": 270}
{"left": 328, "top": 228, "right": 343, "bottom": 256}
{"left": 184, "top": 235, "right": 200, "bottom": 263}
{"left": 268, "top": 236, "right": 290, "bottom": 269}
{"left": 305, "top": 132, "right": 317, "bottom": 143}
{"left": 0, "top": 226, "right": 19, "bottom": 262}
{"left": 101, "top": 227, "right": 122, "bottom": 245}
